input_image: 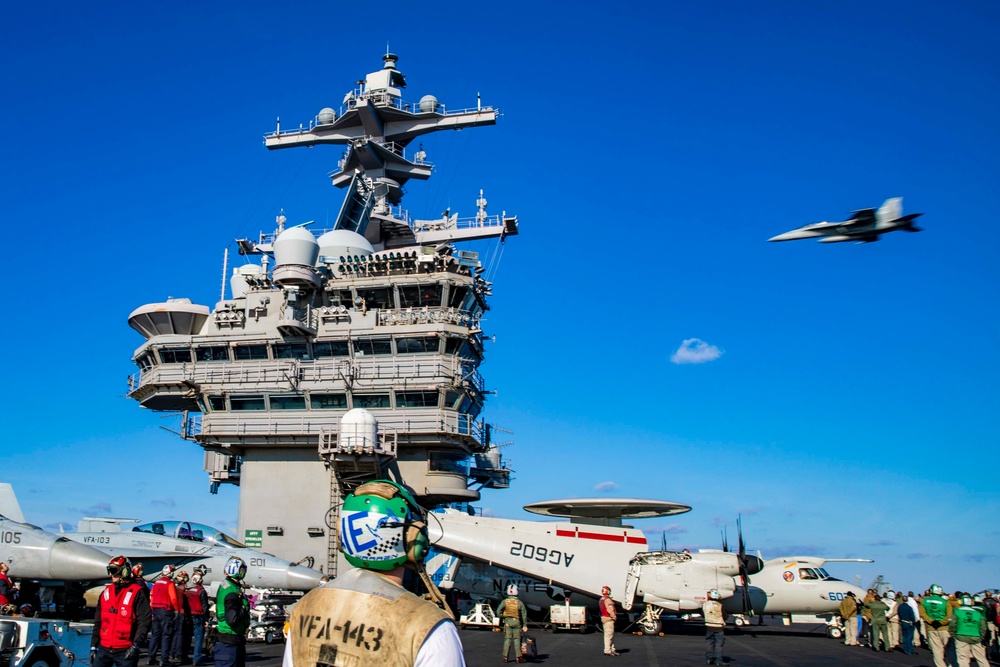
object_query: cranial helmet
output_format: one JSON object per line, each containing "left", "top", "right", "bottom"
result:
{"left": 930, "top": 584, "right": 943, "bottom": 595}
{"left": 602, "top": 586, "right": 611, "bottom": 596}
{"left": 175, "top": 570, "right": 189, "bottom": 584}
{"left": 507, "top": 584, "right": 519, "bottom": 596}
{"left": 962, "top": 595, "right": 973, "bottom": 606}
{"left": 132, "top": 563, "right": 144, "bottom": 578}
{"left": 19, "top": 604, "right": 33, "bottom": 616}
{"left": 224, "top": 556, "right": 247, "bottom": 581}
{"left": 161, "top": 565, "right": 176, "bottom": 578}
{"left": 708, "top": 589, "right": 721, "bottom": 600}
{"left": 191, "top": 573, "right": 203, "bottom": 584}
{"left": 107, "top": 555, "right": 134, "bottom": 580}
{"left": 886, "top": 591, "right": 896, "bottom": 600}
{"left": 339, "top": 480, "right": 428, "bottom": 571}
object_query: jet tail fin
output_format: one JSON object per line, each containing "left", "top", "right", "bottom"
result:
{"left": 0, "top": 483, "right": 26, "bottom": 523}
{"left": 876, "top": 198, "right": 903, "bottom": 227}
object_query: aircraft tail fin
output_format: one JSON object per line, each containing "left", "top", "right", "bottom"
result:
{"left": 0, "top": 483, "right": 26, "bottom": 523}
{"left": 425, "top": 548, "right": 462, "bottom": 590}
{"left": 876, "top": 198, "right": 903, "bottom": 227}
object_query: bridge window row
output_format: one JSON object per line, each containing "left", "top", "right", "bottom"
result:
{"left": 137, "top": 335, "right": 478, "bottom": 369}
{"left": 205, "top": 389, "right": 476, "bottom": 413}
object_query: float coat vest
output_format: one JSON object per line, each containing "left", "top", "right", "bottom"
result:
{"left": 953, "top": 606, "right": 984, "bottom": 639}
{"left": 289, "top": 568, "right": 451, "bottom": 667}
{"left": 150, "top": 579, "right": 176, "bottom": 610}
{"left": 703, "top": 600, "right": 725, "bottom": 628}
{"left": 216, "top": 580, "right": 249, "bottom": 637}
{"left": 185, "top": 585, "right": 205, "bottom": 615}
{"left": 99, "top": 583, "right": 143, "bottom": 649}
{"left": 503, "top": 598, "right": 520, "bottom": 618}
{"left": 922, "top": 595, "right": 949, "bottom": 623}
{"left": 0, "top": 574, "right": 13, "bottom": 605}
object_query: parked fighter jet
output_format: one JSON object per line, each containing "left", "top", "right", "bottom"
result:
{"left": 769, "top": 197, "right": 923, "bottom": 243}
{"left": 63, "top": 517, "right": 324, "bottom": 595}
{"left": 0, "top": 483, "right": 111, "bottom": 581}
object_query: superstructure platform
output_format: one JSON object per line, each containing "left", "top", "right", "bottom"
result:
{"left": 126, "top": 53, "right": 517, "bottom": 577}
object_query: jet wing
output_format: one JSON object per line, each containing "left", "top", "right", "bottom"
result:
{"left": 844, "top": 208, "right": 876, "bottom": 226}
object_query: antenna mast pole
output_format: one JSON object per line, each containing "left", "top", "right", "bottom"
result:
{"left": 220, "top": 248, "right": 229, "bottom": 302}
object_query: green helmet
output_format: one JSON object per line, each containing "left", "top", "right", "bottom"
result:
{"left": 339, "top": 480, "right": 429, "bottom": 572}
{"left": 930, "top": 584, "right": 943, "bottom": 595}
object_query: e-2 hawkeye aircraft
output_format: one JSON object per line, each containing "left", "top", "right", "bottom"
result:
{"left": 61, "top": 516, "right": 324, "bottom": 599}
{"left": 428, "top": 498, "right": 765, "bottom": 634}
{"left": 428, "top": 499, "right": 867, "bottom": 635}
{"left": 769, "top": 197, "right": 923, "bottom": 243}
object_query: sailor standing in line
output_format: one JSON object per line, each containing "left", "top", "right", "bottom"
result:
{"left": 91, "top": 556, "right": 151, "bottom": 667}
{"left": 214, "top": 557, "right": 250, "bottom": 667}
{"left": 148, "top": 566, "right": 180, "bottom": 666}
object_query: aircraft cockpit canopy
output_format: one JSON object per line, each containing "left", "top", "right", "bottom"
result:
{"left": 798, "top": 567, "right": 832, "bottom": 580}
{"left": 131, "top": 520, "right": 245, "bottom": 548}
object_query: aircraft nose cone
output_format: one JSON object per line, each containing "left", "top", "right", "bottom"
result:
{"left": 49, "top": 538, "right": 112, "bottom": 580}
{"left": 285, "top": 564, "right": 325, "bottom": 591}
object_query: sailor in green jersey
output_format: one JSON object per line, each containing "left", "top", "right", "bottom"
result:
{"left": 919, "top": 584, "right": 952, "bottom": 667}
{"left": 214, "top": 557, "right": 250, "bottom": 667}
{"left": 950, "top": 594, "right": 988, "bottom": 667}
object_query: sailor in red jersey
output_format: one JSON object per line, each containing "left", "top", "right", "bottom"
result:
{"left": 148, "top": 565, "right": 180, "bottom": 666}
{"left": 0, "top": 563, "right": 18, "bottom": 605}
{"left": 91, "top": 555, "right": 151, "bottom": 667}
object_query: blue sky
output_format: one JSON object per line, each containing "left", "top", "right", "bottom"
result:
{"left": 2, "top": 1, "right": 998, "bottom": 595}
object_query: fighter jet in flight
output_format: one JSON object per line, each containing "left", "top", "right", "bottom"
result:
{"left": 769, "top": 197, "right": 923, "bottom": 244}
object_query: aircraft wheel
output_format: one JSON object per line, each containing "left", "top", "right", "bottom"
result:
{"left": 265, "top": 630, "right": 278, "bottom": 644}
{"left": 640, "top": 619, "right": 662, "bottom": 635}
{"left": 827, "top": 626, "right": 843, "bottom": 639}
{"left": 734, "top": 617, "right": 746, "bottom": 627}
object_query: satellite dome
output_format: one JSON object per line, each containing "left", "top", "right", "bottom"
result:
{"left": 273, "top": 227, "right": 319, "bottom": 267}
{"left": 318, "top": 108, "right": 336, "bottom": 125}
{"left": 340, "top": 409, "right": 379, "bottom": 452}
{"left": 317, "top": 229, "right": 375, "bottom": 263}
{"left": 418, "top": 95, "right": 439, "bottom": 113}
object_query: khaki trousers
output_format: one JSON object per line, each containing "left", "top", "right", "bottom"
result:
{"left": 927, "top": 628, "right": 951, "bottom": 667}
{"left": 602, "top": 618, "right": 616, "bottom": 654}
{"left": 843, "top": 617, "right": 858, "bottom": 645}
{"left": 955, "top": 639, "right": 988, "bottom": 667}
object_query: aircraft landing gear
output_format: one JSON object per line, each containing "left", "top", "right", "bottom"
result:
{"left": 637, "top": 606, "right": 664, "bottom": 636}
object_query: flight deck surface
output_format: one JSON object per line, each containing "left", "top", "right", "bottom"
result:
{"left": 247, "top": 621, "right": 956, "bottom": 666}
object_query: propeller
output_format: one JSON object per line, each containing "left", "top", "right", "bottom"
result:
{"left": 723, "top": 516, "right": 764, "bottom": 617}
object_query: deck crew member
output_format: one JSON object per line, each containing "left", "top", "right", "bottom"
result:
{"left": 839, "top": 591, "right": 859, "bottom": 646}
{"left": 703, "top": 589, "right": 726, "bottom": 665}
{"left": 498, "top": 584, "right": 528, "bottom": 664}
{"left": 920, "top": 584, "right": 952, "bottom": 667}
{"left": 186, "top": 573, "right": 210, "bottom": 665}
{"left": 0, "top": 563, "right": 18, "bottom": 606}
{"left": 215, "top": 557, "right": 250, "bottom": 667}
{"left": 951, "top": 594, "right": 988, "bottom": 667}
{"left": 600, "top": 585, "right": 620, "bottom": 657}
{"left": 148, "top": 565, "right": 180, "bottom": 666}
{"left": 91, "top": 555, "right": 151, "bottom": 667}
{"left": 283, "top": 480, "right": 464, "bottom": 667}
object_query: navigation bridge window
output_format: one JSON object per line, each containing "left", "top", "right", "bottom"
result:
{"left": 429, "top": 451, "right": 471, "bottom": 475}
{"left": 274, "top": 342, "right": 309, "bottom": 359}
{"left": 270, "top": 395, "right": 306, "bottom": 410}
{"left": 354, "top": 339, "right": 392, "bottom": 356}
{"left": 132, "top": 520, "right": 245, "bottom": 548}
{"left": 396, "top": 337, "right": 440, "bottom": 354}
{"left": 311, "top": 393, "right": 348, "bottom": 409}
{"left": 447, "top": 286, "right": 471, "bottom": 309}
{"left": 234, "top": 344, "right": 269, "bottom": 361}
{"left": 395, "top": 391, "right": 440, "bottom": 408}
{"left": 353, "top": 394, "right": 390, "bottom": 409}
{"left": 196, "top": 346, "right": 230, "bottom": 362}
{"left": 208, "top": 396, "right": 226, "bottom": 411}
{"left": 231, "top": 395, "right": 266, "bottom": 411}
{"left": 314, "top": 340, "right": 349, "bottom": 357}
{"left": 159, "top": 348, "right": 193, "bottom": 364}
{"left": 356, "top": 287, "right": 393, "bottom": 310}
{"left": 399, "top": 284, "right": 443, "bottom": 308}
{"left": 135, "top": 353, "right": 156, "bottom": 370}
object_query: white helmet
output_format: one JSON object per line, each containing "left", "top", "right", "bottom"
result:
{"left": 161, "top": 565, "right": 176, "bottom": 577}
{"left": 708, "top": 589, "right": 721, "bottom": 600}
{"left": 886, "top": 591, "right": 896, "bottom": 600}
{"left": 507, "top": 584, "right": 518, "bottom": 596}
{"left": 191, "top": 573, "right": 203, "bottom": 584}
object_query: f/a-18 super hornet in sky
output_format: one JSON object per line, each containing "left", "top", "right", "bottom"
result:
{"left": 769, "top": 197, "right": 923, "bottom": 244}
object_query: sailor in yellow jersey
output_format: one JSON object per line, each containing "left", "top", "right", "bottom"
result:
{"left": 282, "top": 481, "right": 464, "bottom": 667}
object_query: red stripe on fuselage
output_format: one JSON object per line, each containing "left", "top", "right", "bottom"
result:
{"left": 555, "top": 529, "right": 647, "bottom": 545}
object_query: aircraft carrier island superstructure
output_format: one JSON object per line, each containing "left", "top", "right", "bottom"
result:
{"left": 126, "top": 53, "right": 518, "bottom": 576}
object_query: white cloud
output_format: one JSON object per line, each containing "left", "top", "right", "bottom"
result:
{"left": 593, "top": 481, "right": 618, "bottom": 493}
{"left": 670, "top": 338, "right": 723, "bottom": 365}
